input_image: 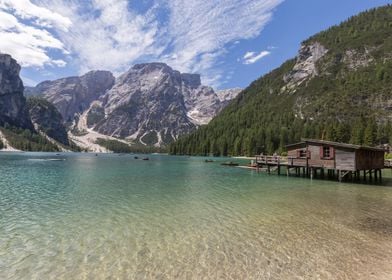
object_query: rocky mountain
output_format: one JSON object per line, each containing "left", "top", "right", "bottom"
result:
{"left": 89, "top": 63, "right": 198, "bottom": 145}
{"left": 27, "top": 97, "right": 69, "bottom": 146}
{"left": 217, "top": 88, "right": 243, "bottom": 107}
{"left": 171, "top": 5, "right": 392, "bottom": 156}
{"left": 34, "top": 71, "right": 115, "bottom": 122}
{"left": 0, "top": 54, "right": 33, "bottom": 129}
{"left": 89, "top": 63, "right": 239, "bottom": 146}
{"left": 28, "top": 63, "right": 240, "bottom": 149}
{"left": 0, "top": 54, "right": 71, "bottom": 151}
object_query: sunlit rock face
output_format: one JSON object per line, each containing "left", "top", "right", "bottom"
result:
{"left": 0, "top": 54, "right": 33, "bottom": 129}
{"left": 28, "top": 62, "right": 240, "bottom": 146}
{"left": 92, "top": 63, "right": 241, "bottom": 145}
{"left": 34, "top": 70, "right": 115, "bottom": 122}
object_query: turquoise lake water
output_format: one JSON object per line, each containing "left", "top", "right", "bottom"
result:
{"left": 1, "top": 152, "right": 392, "bottom": 279}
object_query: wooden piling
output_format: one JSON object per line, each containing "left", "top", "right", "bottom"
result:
{"left": 254, "top": 152, "right": 388, "bottom": 184}
{"left": 369, "top": 170, "right": 373, "bottom": 181}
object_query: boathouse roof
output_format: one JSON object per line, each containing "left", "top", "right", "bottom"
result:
{"left": 286, "top": 139, "right": 385, "bottom": 152}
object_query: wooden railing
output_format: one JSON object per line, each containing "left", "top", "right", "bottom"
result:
{"left": 255, "top": 155, "right": 310, "bottom": 167}
{"left": 255, "top": 155, "right": 287, "bottom": 165}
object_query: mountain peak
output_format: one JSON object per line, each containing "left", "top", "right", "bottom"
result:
{"left": 131, "top": 62, "right": 174, "bottom": 73}
{"left": 18, "top": 60, "right": 240, "bottom": 149}
{"left": 128, "top": 63, "right": 201, "bottom": 88}
{"left": 82, "top": 70, "right": 114, "bottom": 78}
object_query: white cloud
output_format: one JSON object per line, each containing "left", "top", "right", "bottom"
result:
{"left": 0, "top": 0, "right": 283, "bottom": 86}
{"left": 161, "top": 0, "right": 283, "bottom": 85}
{"left": 242, "top": 50, "right": 271, "bottom": 64}
{"left": 0, "top": 9, "right": 68, "bottom": 67}
{"left": 0, "top": 0, "right": 72, "bottom": 31}
{"left": 244, "top": 52, "right": 256, "bottom": 60}
{"left": 51, "top": 59, "right": 67, "bottom": 67}
{"left": 34, "top": 0, "right": 162, "bottom": 73}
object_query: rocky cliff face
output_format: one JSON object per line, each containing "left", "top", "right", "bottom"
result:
{"left": 27, "top": 97, "right": 69, "bottom": 145}
{"left": 216, "top": 88, "right": 243, "bottom": 107}
{"left": 91, "top": 63, "right": 213, "bottom": 145}
{"left": 27, "top": 63, "right": 240, "bottom": 148}
{"left": 34, "top": 71, "right": 115, "bottom": 122}
{"left": 282, "top": 42, "right": 328, "bottom": 93}
{"left": 0, "top": 54, "right": 33, "bottom": 129}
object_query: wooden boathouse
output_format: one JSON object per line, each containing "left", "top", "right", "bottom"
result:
{"left": 255, "top": 139, "right": 389, "bottom": 182}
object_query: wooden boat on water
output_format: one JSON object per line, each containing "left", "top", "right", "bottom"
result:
{"left": 205, "top": 159, "right": 214, "bottom": 163}
{"left": 221, "top": 161, "right": 239, "bottom": 166}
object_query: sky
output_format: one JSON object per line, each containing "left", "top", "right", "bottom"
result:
{"left": 0, "top": 0, "right": 391, "bottom": 89}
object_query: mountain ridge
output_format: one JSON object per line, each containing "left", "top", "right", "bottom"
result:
{"left": 170, "top": 5, "right": 392, "bottom": 156}
{"left": 27, "top": 63, "right": 241, "bottom": 150}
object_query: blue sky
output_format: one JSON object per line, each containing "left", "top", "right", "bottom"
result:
{"left": 0, "top": 0, "right": 391, "bottom": 90}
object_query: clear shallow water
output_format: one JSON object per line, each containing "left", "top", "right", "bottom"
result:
{"left": 1, "top": 153, "right": 392, "bottom": 280}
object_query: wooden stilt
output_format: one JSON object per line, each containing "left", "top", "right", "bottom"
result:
{"left": 253, "top": 153, "right": 387, "bottom": 185}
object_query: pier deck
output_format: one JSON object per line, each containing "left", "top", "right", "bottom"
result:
{"left": 254, "top": 155, "right": 391, "bottom": 182}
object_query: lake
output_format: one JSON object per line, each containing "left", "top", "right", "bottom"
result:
{"left": 1, "top": 152, "right": 392, "bottom": 279}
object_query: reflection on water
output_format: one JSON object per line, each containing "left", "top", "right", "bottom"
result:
{"left": 0, "top": 153, "right": 392, "bottom": 279}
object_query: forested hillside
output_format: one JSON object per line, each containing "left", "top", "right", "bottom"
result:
{"left": 170, "top": 5, "right": 392, "bottom": 156}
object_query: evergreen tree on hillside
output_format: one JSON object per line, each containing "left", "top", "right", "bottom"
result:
{"left": 363, "top": 119, "right": 377, "bottom": 146}
{"left": 170, "top": 5, "right": 392, "bottom": 156}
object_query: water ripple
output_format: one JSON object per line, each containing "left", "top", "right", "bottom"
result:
{"left": 0, "top": 153, "right": 392, "bottom": 279}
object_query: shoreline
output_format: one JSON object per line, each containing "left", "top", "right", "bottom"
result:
{"left": 231, "top": 156, "right": 255, "bottom": 160}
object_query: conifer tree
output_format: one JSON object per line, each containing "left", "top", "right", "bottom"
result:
{"left": 363, "top": 119, "right": 377, "bottom": 146}
{"left": 350, "top": 120, "right": 364, "bottom": 145}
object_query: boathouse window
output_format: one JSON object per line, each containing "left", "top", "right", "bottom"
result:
{"left": 321, "top": 146, "right": 334, "bottom": 159}
{"left": 297, "top": 149, "right": 310, "bottom": 158}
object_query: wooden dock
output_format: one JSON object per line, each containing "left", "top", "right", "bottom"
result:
{"left": 253, "top": 138, "right": 392, "bottom": 184}
{"left": 255, "top": 155, "right": 391, "bottom": 183}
